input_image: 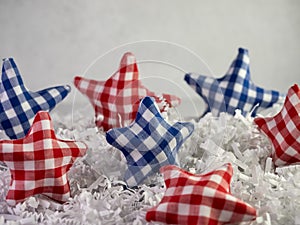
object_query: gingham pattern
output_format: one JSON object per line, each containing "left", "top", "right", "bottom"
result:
{"left": 0, "top": 58, "right": 71, "bottom": 139}
{"left": 254, "top": 84, "right": 300, "bottom": 167}
{"left": 146, "top": 163, "right": 257, "bottom": 225}
{"left": 0, "top": 111, "right": 87, "bottom": 206}
{"left": 74, "top": 52, "right": 181, "bottom": 131}
{"left": 184, "top": 48, "right": 285, "bottom": 117}
{"left": 106, "top": 96, "right": 194, "bottom": 187}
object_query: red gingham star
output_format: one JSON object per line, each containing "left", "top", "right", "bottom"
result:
{"left": 254, "top": 84, "right": 300, "bottom": 167}
{"left": 146, "top": 163, "right": 257, "bottom": 225}
{"left": 74, "top": 52, "right": 181, "bottom": 130}
{"left": 0, "top": 111, "right": 87, "bottom": 206}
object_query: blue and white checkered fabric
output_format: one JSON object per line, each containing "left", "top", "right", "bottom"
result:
{"left": 0, "top": 58, "right": 71, "bottom": 139}
{"left": 184, "top": 48, "right": 286, "bottom": 117}
{"left": 106, "top": 96, "right": 194, "bottom": 187}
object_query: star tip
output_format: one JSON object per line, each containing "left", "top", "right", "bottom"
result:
{"left": 225, "top": 162, "right": 232, "bottom": 168}
{"left": 184, "top": 72, "right": 200, "bottom": 80}
{"left": 2, "top": 57, "right": 12, "bottom": 62}
{"left": 105, "top": 130, "right": 114, "bottom": 144}
{"left": 189, "top": 123, "right": 195, "bottom": 132}
{"left": 79, "top": 142, "right": 88, "bottom": 155}
{"left": 253, "top": 116, "right": 260, "bottom": 123}
{"left": 145, "top": 212, "right": 152, "bottom": 222}
{"left": 143, "top": 96, "right": 161, "bottom": 113}
{"left": 36, "top": 110, "right": 51, "bottom": 119}
{"left": 123, "top": 52, "right": 135, "bottom": 57}
{"left": 65, "top": 85, "right": 71, "bottom": 92}
{"left": 179, "top": 121, "right": 194, "bottom": 134}
{"left": 25, "top": 111, "right": 53, "bottom": 136}
{"left": 73, "top": 76, "right": 82, "bottom": 82}
{"left": 238, "top": 47, "right": 248, "bottom": 51}
{"left": 238, "top": 47, "right": 249, "bottom": 54}
{"left": 222, "top": 163, "right": 233, "bottom": 175}
{"left": 184, "top": 73, "right": 196, "bottom": 84}
{"left": 143, "top": 96, "right": 154, "bottom": 103}
{"left": 73, "top": 76, "right": 84, "bottom": 88}
{"left": 291, "top": 83, "right": 300, "bottom": 92}
{"left": 184, "top": 73, "right": 191, "bottom": 79}
{"left": 120, "top": 52, "right": 137, "bottom": 66}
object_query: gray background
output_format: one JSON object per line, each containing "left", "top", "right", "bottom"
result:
{"left": 0, "top": 0, "right": 299, "bottom": 118}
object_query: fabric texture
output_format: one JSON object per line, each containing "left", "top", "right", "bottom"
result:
{"left": 254, "top": 84, "right": 300, "bottom": 167}
{"left": 0, "top": 58, "right": 70, "bottom": 139}
{"left": 74, "top": 52, "right": 181, "bottom": 131}
{"left": 0, "top": 111, "right": 87, "bottom": 206}
{"left": 146, "top": 163, "right": 257, "bottom": 225}
{"left": 106, "top": 96, "right": 194, "bottom": 187}
{"left": 184, "top": 48, "right": 285, "bottom": 117}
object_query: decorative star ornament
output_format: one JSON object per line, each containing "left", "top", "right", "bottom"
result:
{"left": 106, "top": 96, "right": 194, "bottom": 187}
{"left": 184, "top": 48, "right": 285, "bottom": 117}
{"left": 254, "top": 84, "right": 300, "bottom": 167}
{"left": 0, "top": 111, "right": 87, "bottom": 206}
{"left": 74, "top": 52, "right": 181, "bottom": 131}
{"left": 0, "top": 58, "right": 71, "bottom": 139}
{"left": 146, "top": 163, "right": 257, "bottom": 225}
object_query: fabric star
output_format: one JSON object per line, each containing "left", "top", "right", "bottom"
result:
{"left": 146, "top": 163, "right": 257, "bottom": 225}
{"left": 74, "top": 52, "right": 181, "bottom": 131}
{"left": 0, "top": 58, "right": 71, "bottom": 139}
{"left": 254, "top": 84, "right": 300, "bottom": 167}
{"left": 0, "top": 111, "right": 87, "bottom": 206}
{"left": 184, "top": 48, "right": 285, "bottom": 117}
{"left": 106, "top": 96, "right": 194, "bottom": 187}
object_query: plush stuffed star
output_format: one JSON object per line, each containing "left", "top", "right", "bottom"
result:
{"left": 0, "top": 111, "right": 87, "bottom": 206}
{"left": 184, "top": 48, "right": 285, "bottom": 117}
{"left": 106, "top": 96, "right": 194, "bottom": 187}
{"left": 146, "top": 163, "right": 257, "bottom": 225}
{"left": 74, "top": 52, "right": 181, "bottom": 131}
{"left": 0, "top": 58, "right": 71, "bottom": 139}
{"left": 254, "top": 84, "right": 300, "bottom": 167}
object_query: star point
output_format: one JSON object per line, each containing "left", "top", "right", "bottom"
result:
{"left": 106, "top": 96, "right": 194, "bottom": 187}
{"left": 0, "top": 111, "right": 87, "bottom": 206}
{"left": 0, "top": 58, "right": 71, "bottom": 139}
{"left": 254, "top": 84, "right": 300, "bottom": 167}
{"left": 74, "top": 52, "right": 181, "bottom": 130}
{"left": 146, "top": 163, "right": 257, "bottom": 225}
{"left": 184, "top": 48, "right": 285, "bottom": 117}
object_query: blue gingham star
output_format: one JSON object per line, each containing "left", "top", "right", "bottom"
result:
{"left": 106, "top": 96, "right": 194, "bottom": 187}
{"left": 0, "top": 58, "right": 71, "bottom": 139}
{"left": 184, "top": 48, "right": 285, "bottom": 117}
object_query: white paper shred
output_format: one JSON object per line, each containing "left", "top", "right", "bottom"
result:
{"left": 2, "top": 103, "right": 300, "bottom": 225}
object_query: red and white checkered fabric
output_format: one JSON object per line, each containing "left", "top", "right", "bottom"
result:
{"left": 0, "top": 111, "right": 87, "bottom": 206}
{"left": 254, "top": 84, "right": 300, "bottom": 167}
{"left": 74, "top": 52, "right": 181, "bottom": 131}
{"left": 146, "top": 163, "right": 257, "bottom": 225}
